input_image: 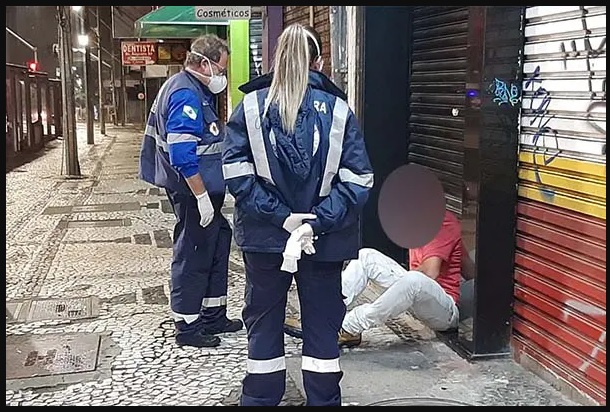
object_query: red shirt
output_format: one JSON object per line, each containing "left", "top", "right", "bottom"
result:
{"left": 408, "top": 211, "right": 462, "bottom": 303}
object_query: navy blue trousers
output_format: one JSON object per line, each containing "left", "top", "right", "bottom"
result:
{"left": 240, "top": 252, "right": 345, "bottom": 406}
{"left": 166, "top": 190, "right": 232, "bottom": 332}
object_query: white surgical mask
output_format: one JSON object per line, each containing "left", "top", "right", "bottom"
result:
{"left": 187, "top": 50, "right": 228, "bottom": 94}
{"left": 203, "top": 57, "right": 227, "bottom": 94}
{"left": 206, "top": 72, "right": 228, "bottom": 94}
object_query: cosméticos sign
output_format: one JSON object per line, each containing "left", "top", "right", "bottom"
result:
{"left": 194, "top": 6, "right": 251, "bottom": 20}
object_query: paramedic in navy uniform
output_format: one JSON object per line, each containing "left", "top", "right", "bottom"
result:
{"left": 139, "top": 34, "right": 243, "bottom": 349}
{"left": 222, "top": 24, "right": 374, "bottom": 406}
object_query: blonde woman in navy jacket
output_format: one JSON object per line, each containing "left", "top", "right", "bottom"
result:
{"left": 222, "top": 24, "right": 374, "bottom": 406}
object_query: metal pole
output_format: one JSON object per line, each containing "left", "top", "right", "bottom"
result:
{"left": 329, "top": 6, "right": 347, "bottom": 92}
{"left": 83, "top": 6, "right": 95, "bottom": 144}
{"left": 5, "top": 27, "right": 38, "bottom": 63}
{"left": 346, "top": 6, "right": 365, "bottom": 119}
{"left": 142, "top": 77, "right": 147, "bottom": 130}
{"left": 120, "top": 65, "right": 127, "bottom": 126}
{"left": 96, "top": 6, "right": 106, "bottom": 135}
{"left": 110, "top": 38, "right": 118, "bottom": 126}
{"left": 57, "top": 6, "right": 81, "bottom": 176}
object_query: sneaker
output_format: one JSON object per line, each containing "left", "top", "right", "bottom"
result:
{"left": 175, "top": 331, "right": 221, "bottom": 348}
{"left": 284, "top": 317, "right": 303, "bottom": 339}
{"left": 338, "top": 329, "right": 361, "bottom": 348}
{"left": 205, "top": 317, "right": 244, "bottom": 335}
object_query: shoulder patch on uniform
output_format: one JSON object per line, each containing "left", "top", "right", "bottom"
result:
{"left": 209, "top": 122, "right": 220, "bottom": 136}
{"left": 182, "top": 105, "right": 198, "bottom": 120}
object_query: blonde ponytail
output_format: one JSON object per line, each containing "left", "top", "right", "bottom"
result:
{"left": 266, "top": 24, "right": 310, "bottom": 134}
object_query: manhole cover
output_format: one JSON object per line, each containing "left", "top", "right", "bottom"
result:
{"left": 366, "top": 397, "right": 473, "bottom": 406}
{"left": 6, "top": 297, "right": 100, "bottom": 323}
{"left": 57, "top": 218, "right": 132, "bottom": 229}
{"left": 43, "top": 202, "right": 141, "bottom": 215}
{"left": 6, "top": 333, "right": 101, "bottom": 380}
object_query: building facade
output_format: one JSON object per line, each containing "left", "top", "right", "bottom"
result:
{"left": 261, "top": 5, "right": 606, "bottom": 406}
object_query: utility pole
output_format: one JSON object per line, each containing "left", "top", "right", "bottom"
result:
{"left": 110, "top": 38, "right": 118, "bottom": 126}
{"left": 83, "top": 6, "right": 95, "bottom": 144}
{"left": 96, "top": 6, "right": 106, "bottom": 135}
{"left": 121, "top": 66, "right": 128, "bottom": 126}
{"left": 57, "top": 6, "right": 81, "bottom": 176}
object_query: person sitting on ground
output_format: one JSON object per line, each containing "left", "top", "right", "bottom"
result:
{"left": 285, "top": 209, "right": 467, "bottom": 347}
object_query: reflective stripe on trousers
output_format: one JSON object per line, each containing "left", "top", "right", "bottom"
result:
{"left": 240, "top": 253, "right": 345, "bottom": 407}
{"left": 166, "top": 190, "right": 232, "bottom": 327}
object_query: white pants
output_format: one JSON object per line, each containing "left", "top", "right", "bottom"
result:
{"left": 342, "top": 248, "right": 459, "bottom": 334}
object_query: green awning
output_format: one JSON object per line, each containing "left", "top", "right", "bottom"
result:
{"left": 135, "top": 6, "right": 228, "bottom": 39}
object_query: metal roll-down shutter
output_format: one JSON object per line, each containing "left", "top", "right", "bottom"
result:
{"left": 514, "top": 5, "right": 606, "bottom": 405}
{"left": 408, "top": 6, "right": 470, "bottom": 215}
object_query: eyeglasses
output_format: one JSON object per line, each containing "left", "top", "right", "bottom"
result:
{"left": 190, "top": 50, "right": 227, "bottom": 76}
{"left": 208, "top": 59, "right": 227, "bottom": 76}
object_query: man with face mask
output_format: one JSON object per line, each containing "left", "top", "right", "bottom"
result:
{"left": 139, "top": 34, "right": 243, "bottom": 348}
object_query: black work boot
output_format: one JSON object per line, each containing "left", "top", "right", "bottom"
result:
{"left": 283, "top": 317, "right": 303, "bottom": 339}
{"left": 175, "top": 321, "right": 221, "bottom": 348}
{"left": 204, "top": 317, "right": 244, "bottom": 335}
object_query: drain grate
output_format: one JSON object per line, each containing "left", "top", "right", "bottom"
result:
{"left": 43, "top": 202, "right": 141, "bottom": 215}
{"left": 57, "top": 218, "right": 132, "bottom": 229}
{"left": 6, "top": 297, "right": 100, "bottom": 323}
{"left": 6, "top": 333, "right": 100, "bottom": 380}
{"left": 365, "top": 397, "right": 473, "bottom": 406}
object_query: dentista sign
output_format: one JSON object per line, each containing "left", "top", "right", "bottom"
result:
{"left": 195, "top": 6, "right": 251, "bottom": 20}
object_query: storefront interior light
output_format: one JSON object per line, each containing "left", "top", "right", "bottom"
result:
{"left": 77, "top": 34, "right": 89, "bottom": 47}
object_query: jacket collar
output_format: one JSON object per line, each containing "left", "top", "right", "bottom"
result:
{"left": 238, "top": 70, "right": 347, "bottom": 101}
{"left": 182, "top": 69, "right": 214, "bottom": 100}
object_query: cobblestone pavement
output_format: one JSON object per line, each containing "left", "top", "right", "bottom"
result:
{"left": 5, "top": 125, "right": 583, "bottom": 407}
{"left": 5, "top": 125, "right": 304, "bottom": 406}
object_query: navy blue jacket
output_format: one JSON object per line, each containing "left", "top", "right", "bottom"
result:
{"left": 222, "top": 71, "right": 374, "bottom": 262}
{"left": 139, "top": 70, "right": 225, "bottom": 196}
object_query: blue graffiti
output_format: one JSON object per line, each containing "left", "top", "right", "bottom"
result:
{"left": 524, "top": 65, "right": 559, "bottom": 199}
{"left": 490, "top": 78, "right": 521, "bottom": 106}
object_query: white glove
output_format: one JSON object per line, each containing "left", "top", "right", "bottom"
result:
{"left": 302, "top": 237, "right": 316, "bottom": 255}
{"left": 280, "top": 234, "right": 302, "bottom": 273}
{"left": 195, "top": 191, "right": 215, "bottom": 228}
{"left": 282, "top": 213, "right": 317, "bottom": 233}
{"left": 280, "top": 223, "right": 315, "bottom": 273}
{"left": 293, "top": 223, "right": 316, "bottom": 255}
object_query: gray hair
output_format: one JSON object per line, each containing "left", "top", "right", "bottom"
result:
{"left": 185, "top": 34, "right": 230, "bottom": 67}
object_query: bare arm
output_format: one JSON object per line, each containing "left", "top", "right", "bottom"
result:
{"left": 414, "top": 256, "right": 443, "bottom": 281}
{"left": 185, "top": 174, "right": 207, "bottom": 197}
{"left": 461, "top": 251, "right": 476, "bottom": 281}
